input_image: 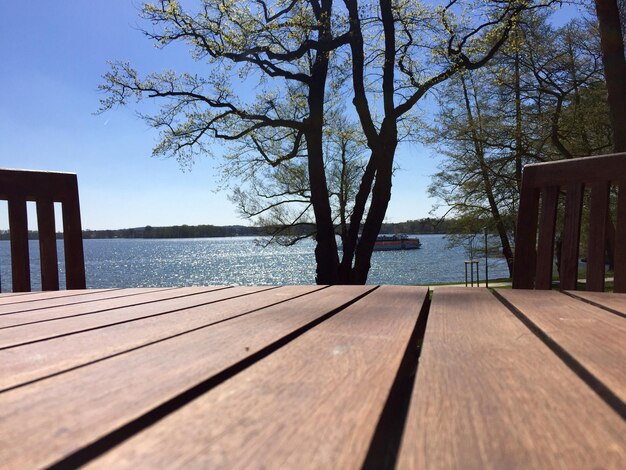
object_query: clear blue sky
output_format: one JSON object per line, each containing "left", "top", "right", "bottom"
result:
{"left": 0, "top": 1, "right": 583, "bottom": 230}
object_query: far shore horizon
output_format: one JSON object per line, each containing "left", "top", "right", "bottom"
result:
{"left": 1, "top": 217, "right": 457, "bottom": 241}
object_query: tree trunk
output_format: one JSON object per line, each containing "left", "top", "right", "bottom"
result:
{"left": 514, "top": 45, "right": 524, "bottom": 191}
{"left": 338, "top": 158, "right": 376, "bottom": 283}
{"left": 595, "top": 0, "right": 626, "bottom": 152}
{"left": 352, "top": 124, "right": 397, "bottom": 284}
{"left": 346, "top": 0, "right": 398, "bottom": 284}
{"left": 462, "top": 75, "right": 514, "bottom": 275}
{"left": 307, "top": 0, "right": 339, "bottom": 284}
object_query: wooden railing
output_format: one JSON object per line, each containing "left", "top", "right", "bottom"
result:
{"left": 0, "top": 169, "right": 85, "bottom": 292}
{"left": 512, "top": 152, "right": 626, "bottom": 292}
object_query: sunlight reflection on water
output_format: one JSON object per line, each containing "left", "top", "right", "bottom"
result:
{"left": 0, "top": 234, "right": 510, "bottom": 289}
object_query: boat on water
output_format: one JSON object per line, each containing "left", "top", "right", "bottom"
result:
{"left": 338, "top": 233, "right": 422, "bottom": 251}
{"left": 373, "top": 234, "right": 421, "bottom": 251}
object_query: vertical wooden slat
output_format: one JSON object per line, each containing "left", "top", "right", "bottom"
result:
{"left": 534, "top": 186, "right": 559, "bottom": 289}
{"left": 8, "top": 198, "right": 31, "bottom": 292}
{"left": 586, "top": 182, "right": 610, "bottom": 291}
{"left": 62, "top": 176, "right": 86, "bottom": 289}
{"left": 560, "top": 184, "right": 584, "bottom": 290}
{"left": 512, "top": 171, "right": 540, "bottom": 289}
{"left": 614, "top": 181, "right": 626, "bottom": 293}
{"left": 36, "top": 199, "right": 59, "bottom": 291}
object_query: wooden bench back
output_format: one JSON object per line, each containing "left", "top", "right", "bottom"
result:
{"left": 0, "top": 169, "right": 86, "bottom": 292}
{"left": 512, "top": 152, "right": 626, "bottom": 292}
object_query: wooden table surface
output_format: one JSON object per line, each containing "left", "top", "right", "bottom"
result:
{"left": 1, "top": 286, "right": 624, "bottom": 468}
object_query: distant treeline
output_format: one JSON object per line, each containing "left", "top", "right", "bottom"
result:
{"left": 381, "top": 218, "right": 451, "bottom": 235}
{"left": 0, "top": 217, "right": 453, "bottom": 240}
{"left": 83, "top": 224, "right": 270, "bottom": 239}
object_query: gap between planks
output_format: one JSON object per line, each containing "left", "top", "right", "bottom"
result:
{"left": 398, "top": 287, "right": 626, "bottom": 469}
{"left": 563, "top": 290, "right": 626, "bottom": 320}
{"left": 0, "top": 286, "right": 247, "bottom": 348}
{"left": 0, "top": 286, "right": 321, "bottom": 392}
{"left": 494, "top": 289, "right": 626, "bottom": 417}
{"left": 0, "top": 288, "right": 120, "bottom": 307}
{"left": 81, "top": 286, "right": 428, "bottom": 470}
{"left": 0, "top": 287, "right": 174, "bottom": 318}
{"left": 1, "top": 285, "right": 379, "bottom": 469}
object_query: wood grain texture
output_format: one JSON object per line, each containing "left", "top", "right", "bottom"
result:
{"left": 86, "top": 286, "right": 427, "bottom": 470}
{"left": 0, "top": 287, "right": 169, "bottom": 320}
{"left": 586, "top": 182, "right": 610, "bottom": 291}
{"left": 567, "top": 291, "right": 626, "bottom": 316}
{"left": 535, "top": 186, "right": 559, "bottom": 289}
{"left": 0, "top": 286, "right": 316, "bottom": 391}
{"left": 0, "top": 289, "right": 114, "bottom": 305}
{"left": 397, "top": 288, "right": 626, "bottom": 469}
{"left": 0, "top": 291, "right": 46, "bottom": 298}
{"left": 0, "top": 287, "right": 230, "bottom": 346}
{"left": 560, "top": 183, "right": 584, "bottom": 290}
{"left": 0, "top": 286, "right": 373, "bottom": 469}
{"left": 496, "top": 289, "right": 626, "bottom": 403}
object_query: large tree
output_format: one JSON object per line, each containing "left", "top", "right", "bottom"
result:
{"left": 427, "top": 13, "right": 610, "bottom": 276}
{"left": 101, "top": 0, "right": 555, "bottom": 284}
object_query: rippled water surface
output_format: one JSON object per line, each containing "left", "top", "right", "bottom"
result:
{"left": 0, "top": 235, "right": 510, "bottom": 290}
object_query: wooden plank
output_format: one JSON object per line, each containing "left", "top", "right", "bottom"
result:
{"left": 496, "top": 289, "right": 626, "bottom": 403}
{"left": 0, "top": 291, "right": 45, "bottom": 298}
{"left": 0, "top": 285, "right": 374, "bottom": 469}
{"left": 512, "top": 173, "right": 540, "bottom": 288}
{"left": 0, "top": 168, "right": 78, "bottom": 201}
{"left": 567, "top": 291, "right": 626, "bottom": 316}
{"left": 397, "top": 288, "right": 626, "bottom": 469}
{"left": 535, "top": 185, "right": 559, "bottom": 289}
{"left": 0, "top": 287, "right": 234, "bottom": 347}
{"left": 586, "top": 182, "right": 610, "bottom": 291}
{"left": 524, "top": 152, "right": 626, "bottom": 187}
{"left": 0, "top": 287, "right": 171, "bottom": 321}
{"left": 7, "top": 197, "right": 30, "bottom": 292}
{"left": 84, "top": 286, "right": 427, "bottom": 469}
{"left": 560, "top": 183, "right": 584, "bottom": 290}
{"left": 614, "top": 181, "right": 626, "bottom": 293}
{"left": 1, "top": 286, "right": 319, "bottom": 391}
{"left": 36, "top": 199, "right": 59, "bottom": 291}
{"left": 0, "top": 288, "right": 114, "bottom": 305}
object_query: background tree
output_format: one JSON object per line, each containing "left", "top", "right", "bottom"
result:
{"left": 427, "top": 12, "right": 611, "bottom": 276}
{"left": 229, "top": 111, "right": 367, "bottom": 248}
{"left": 101, "top": 0, "right": 557, "bottom": 284}
{"left": 335, "top": 0, "right": 558, "bottom": 283}
{"left": 101, "top": 0, "right": 352, "bottom": 283}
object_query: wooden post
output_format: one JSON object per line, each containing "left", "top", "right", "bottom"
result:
{"left": 560, "top": 184, "right": 584, "bottom": 291}
{"left": 535, "top": 186, "right": 559, "bottom": 289}
{"left": 36, "top": 199, "right": 60, "bottom": 291}
{"left": 512, "top": 170, "right": 540, "bottom": 289}
{"left": 8, "top": 198, "right": 31, "bottom": 292}
{"left": 586, "top": 182, "right": 610, "bottom": 291}
{"left": 62, "top": 176, "right": 86, "bottom": 290}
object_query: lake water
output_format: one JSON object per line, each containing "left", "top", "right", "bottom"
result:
{"left": 0, "top": 234, "right": 510, "bottom": 290}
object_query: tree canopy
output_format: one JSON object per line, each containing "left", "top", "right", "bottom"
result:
{"left": 428, "top": 8, "right": 617, "bottom": 275}
{"left": 101, "top": 0, "right": 559, "bottom": 284}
